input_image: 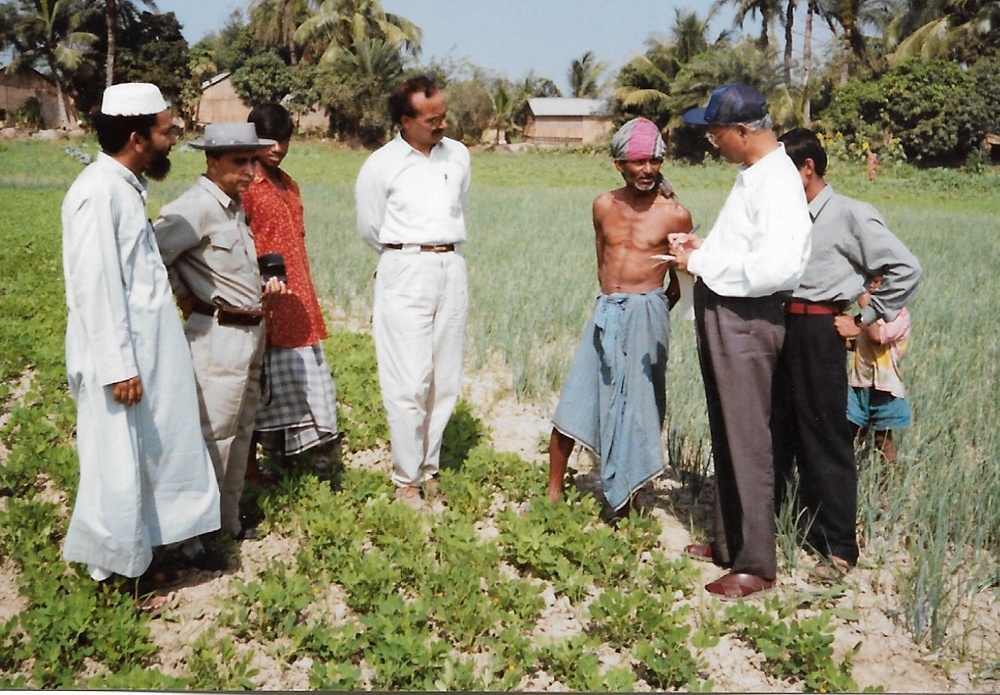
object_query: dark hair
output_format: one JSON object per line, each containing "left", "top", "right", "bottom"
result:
{"left": 388, "top": 75, "right": 438, "bottom": 125}
{"left": 778, "top": 127, "right": 827, "bottom": 177}
{"left": 248, "top": 102, "right": 294, "bottom": 141}
{"left": 91, "top": 109, "right": 158, "bottom": 154}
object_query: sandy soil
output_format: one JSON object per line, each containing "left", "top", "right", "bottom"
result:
{"left": 2, "top": 360, "right": 997, "bottom": 691}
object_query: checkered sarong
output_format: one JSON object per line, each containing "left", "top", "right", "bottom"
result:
{"left": 256, "top": 343, "right": 338, "bottom": 455}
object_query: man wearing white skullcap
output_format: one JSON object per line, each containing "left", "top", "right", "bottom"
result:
{"left": 61, "top": 83, "right": 220, "bottom": 609}
{"left": 546, "top": 118, "right": 694, "bottom": 517}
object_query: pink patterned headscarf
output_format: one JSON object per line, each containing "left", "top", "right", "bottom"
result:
{"left": 609, "top": 117, "right": 666, "bottom": 161}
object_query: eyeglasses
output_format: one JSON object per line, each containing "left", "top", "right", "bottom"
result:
{"left": 705, "top": 127, "right": 733, "bottom": 146}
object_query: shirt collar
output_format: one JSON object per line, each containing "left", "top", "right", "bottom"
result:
{"left": 97, "top": 151, "right": 147, "bottom": 199}
{"left": 393, "top": 130, "right": 444, "bottom": 158}
{"left": 197, "top": 174, "right": 239, "bottom": 210}
{"left": 808, "top": 183, "right": 834, "bottom": 221}
{"left": 738, "top": 143, "right": 788, "bottom": 186}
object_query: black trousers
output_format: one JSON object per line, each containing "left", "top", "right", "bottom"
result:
{"left": 772, "top": 313, "right": 859, "bottom": 565}
{"left": 694, "top": 280, "right": 785, "bottom": 581}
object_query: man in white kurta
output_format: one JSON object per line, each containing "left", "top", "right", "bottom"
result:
{"left": 61, "top": 83, "right": 220, "bottom": 581}
{"left": 355, "top": 75, "right": 470, "bottom": 510}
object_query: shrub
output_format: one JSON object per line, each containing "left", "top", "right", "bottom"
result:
{"left": 823, "top": 60, "right": 988, "bottom": 167}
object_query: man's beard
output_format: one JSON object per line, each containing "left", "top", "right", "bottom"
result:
{"left": 146, "top": 151, "right": 172, "bottom": 181}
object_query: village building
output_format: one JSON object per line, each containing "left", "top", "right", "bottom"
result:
{"left": 0, "top": 67, "right": 77, "bottom": 130}
{"left": 195, "top": 72, "right": 327, "bottom": 132}
{"left": 522, "top": 97, "right": 613, "bottom": 145}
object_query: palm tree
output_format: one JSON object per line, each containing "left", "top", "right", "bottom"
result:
{"left": 103, "top": 0, "right": 157, "bottom": 87}
{"left": 248, "top": 0, "right": 312, "bottom": 66}
{"left": 885, "top": 0, "right": 1000, "bottom": 65}
{"left": 490, "top": 81, "right": 513, "bottom": 145}
{"left": 715, "top": 0, "right": 783, "bottom": 49}
{"left": 568, "top": 50, "right": 607, "bottom": 98}
{"left": 293, "top": 0, "right": 420, "bottom": 66}
{"left": 801, "top": 0, "right": 820, "bottom": 123}
{"left": 615, "top": 8, "right": 726, "bottom": 123}
{"left": 781, "top": 0, "right": 798, "bottom": 82}
{"left": 9, "top": 0, "right": 99, "bottom": 128}
{"left": 819, "top": 0, "right": 893, "bottom": 83}
{"left": 668, "top": 39, "right": 783, "bottom": 128}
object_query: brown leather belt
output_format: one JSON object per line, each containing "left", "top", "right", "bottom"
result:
{"left": 191, "top": 297, "right": 264, "bottom": 326}
{"left": 383, "top": 243, "right": 456, "bottom": 253}
{"left": 785, "top": 300, "right": 846, "bottom": 316}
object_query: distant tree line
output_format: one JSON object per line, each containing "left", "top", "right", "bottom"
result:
{"left": 1, "top": 0, "right": 997, "bottom": 165}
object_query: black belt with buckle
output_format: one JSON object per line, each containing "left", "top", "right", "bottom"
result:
{"left": 191, "top": 297, "right": 263, "bottom": 326}
{"left": 383, "top": 243, "right": 456, "bottom": 253}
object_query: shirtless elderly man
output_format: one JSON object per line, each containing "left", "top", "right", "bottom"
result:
{"left": 547, "top": 117, "right": 692, "bottom": 515}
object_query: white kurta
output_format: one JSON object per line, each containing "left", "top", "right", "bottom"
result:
{"left": 61, "top": 152, "right": 220, "bottom": 578}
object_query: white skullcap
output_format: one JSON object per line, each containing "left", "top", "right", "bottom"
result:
{"left": 100, "top": 83, "right": 168, "bottom": 117}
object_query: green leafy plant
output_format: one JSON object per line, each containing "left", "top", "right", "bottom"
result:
{"left": 187, "top": 630, "right": 260, "bottom": 690}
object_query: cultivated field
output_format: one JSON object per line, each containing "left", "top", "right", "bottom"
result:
{"left": 0, "top": 137, "right": 998, "bottom": 690}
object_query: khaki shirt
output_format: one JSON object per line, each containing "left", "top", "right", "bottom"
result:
{"left": 154, "top": 176, "right": 262, "bottom": 310}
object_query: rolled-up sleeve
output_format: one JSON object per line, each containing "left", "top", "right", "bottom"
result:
{"left": 852, "top": 206, "right": 922, "bottom": 324}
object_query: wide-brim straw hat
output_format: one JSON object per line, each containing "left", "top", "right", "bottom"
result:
{"left": 189, "top": 122, "right": 276, "bottom": 151}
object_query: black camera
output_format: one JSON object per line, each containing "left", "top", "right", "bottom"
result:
{"left": 259, "top": 253, "right": 287, "bottom": 284}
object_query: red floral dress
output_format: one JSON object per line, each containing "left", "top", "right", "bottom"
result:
{"left": 243, "top": 169, "right": 328, "bottom": 348}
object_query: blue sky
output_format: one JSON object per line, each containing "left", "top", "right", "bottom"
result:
{"left": 158, "top": 0, "right": 834, "bottom": 94}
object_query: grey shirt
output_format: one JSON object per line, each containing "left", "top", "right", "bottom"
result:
{"left": 794, "top": 184, "right": 921, "bottom": 324}
{"left": 154, "top": 176, "right": 263, "bottom": 311}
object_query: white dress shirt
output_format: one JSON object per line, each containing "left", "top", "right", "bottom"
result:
{"left": 355, "top": 133, "right": 470, "bottom": 251}
{"left": 687, "top": 144, "right": 812, "bottom": 298}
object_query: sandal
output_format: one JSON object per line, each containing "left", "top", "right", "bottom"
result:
{"left": 136, "top": 565, "right": 183, "bottom": 593}
{"left": 138, "top": 593, "right": 171, "bottom": 618}
{"left": 810, "top": 555, "right": 853, "bottom": 583}
{"left": 684, "top": 543, "right": 731, "bottom": 568}
{"left": 705, "top": 572, "right": 775, "bottom": 599}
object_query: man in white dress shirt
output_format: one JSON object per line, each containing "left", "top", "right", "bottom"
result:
{"left": 61, "top": 83, "right": 220, "bottom": 598}
{"left": 671, "top": 83, "right": 812, "bottom": 598}
{"left": 355, "top": 75, "right": 471, "bottom": 511}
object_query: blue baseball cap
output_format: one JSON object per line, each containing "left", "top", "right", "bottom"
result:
{"left": 683, "top": 83, "right": 769, "bottom": 126}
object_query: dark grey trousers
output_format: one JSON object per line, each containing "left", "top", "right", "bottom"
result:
{"left": 693, "top": 280, "right": 785, "bottom": 581}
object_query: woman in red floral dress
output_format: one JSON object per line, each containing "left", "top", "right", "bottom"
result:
{"left": 243, "top": 103, "right": 338, "bottom": 479}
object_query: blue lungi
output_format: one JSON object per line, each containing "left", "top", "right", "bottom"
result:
{"left": 553, "top": 289, "right": 671, "bottom": 510}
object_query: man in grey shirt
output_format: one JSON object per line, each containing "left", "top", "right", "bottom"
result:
{"left": 773, "top": 127, "right": 921, "bottom": 577}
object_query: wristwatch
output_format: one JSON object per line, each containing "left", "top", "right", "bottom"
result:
{"left": 854, "top": 313, "right": 863, "bottom": 326}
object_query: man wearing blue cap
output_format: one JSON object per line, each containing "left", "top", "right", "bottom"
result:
{"left": 670, "top": 83, "right": 812, "bottom": 598}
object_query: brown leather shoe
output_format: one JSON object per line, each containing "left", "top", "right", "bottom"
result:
{"left": 684, "top": 543, "right": 731, "bottom": 568}
{"left": 422, "top": 477, "right": 446, "bottom": 504}
{"left": 810, "top": 554, "right": 853, "bottom": 582}
{"left": 705, "top": 572, "right": 775, "bottom": 599}
{"left": 394, "top": 485, "right": 424, "bottom": 511}
{"left": 684, "top": 543, "right": 715, "bottom": 562}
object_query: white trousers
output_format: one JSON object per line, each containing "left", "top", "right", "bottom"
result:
{"left": 373, "top": 248, "right": 468, "bottom": 487}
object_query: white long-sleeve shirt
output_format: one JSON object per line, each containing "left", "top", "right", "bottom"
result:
{"left": 355, "top": 133, "right": 470, "bottom": 252}
{"left": 687, "top": 144, "right": 812, "bottom": 298}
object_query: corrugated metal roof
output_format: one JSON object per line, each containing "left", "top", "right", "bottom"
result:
{"left": 201, "top": 72, "right": 231, "bottom": 90}
{"left": 526, "top": 97, "right": 609, "bottom": 117}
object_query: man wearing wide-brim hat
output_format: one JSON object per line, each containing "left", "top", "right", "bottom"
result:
{"left": 61, "top": 83, "right": 221, "bottom": 609}
{"left": 154, "top": 122, "right": 287, "bottom": 564}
